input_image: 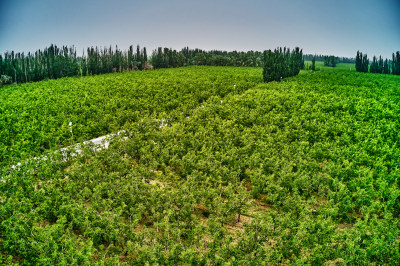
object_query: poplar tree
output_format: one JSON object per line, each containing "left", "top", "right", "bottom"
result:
{"left": 393, "top": 53, "right": 397, "bottom": 75}
{"left": 383, "top": 59, "right": 390, "bottom": 74}
{"left": 0, "top": 55, "right": 3, "bottom": 75}
{"left": 331, "top": 56, "right": 337, "bottom": 67}
{"left": 311, "top": 56, "right": 316, "bottom": 71}
{"left": 378, "top": 56, "right": 383, "bottom": 73}
{"left": 324, "top": 56, "right": 329, "bottom": 66}
{"left": 300, "top": 49, "right": 305, "bottom": 70}
{"left": 362, "top": 54, "right": 369, "bottom": 73}
{"left": 143, "top": 47, "right": 147, "bottom": 62}
{"left": 355, "top": 51, "right": 361, "bottom": 72}
{"left": 262, "top": 47, "right": 303, "bottom": 82}
{"left": 397, "top": 51, "right": 400, "bottom": 75}
{"left": 370, "top": 56, "right": 377, "bottom": 73}
{"left": 393, "top": 51, "right": 400, "bottom": 75}
{"left": 136, "top": 45, "right": 142, "bottom": 70}
{"left": 128, "top": 45, "right": 134, "bottom": 70}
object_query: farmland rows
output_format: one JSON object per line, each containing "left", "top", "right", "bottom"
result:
{"left": 0, "top": 66, "right": 261, "bottom": 169}
{"left": 1, "top": 67, "right": 400, "bottom": 264}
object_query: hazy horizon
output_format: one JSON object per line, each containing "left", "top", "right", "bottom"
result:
{"left": 1, "top": 0, "right": 399, "bottom": 59}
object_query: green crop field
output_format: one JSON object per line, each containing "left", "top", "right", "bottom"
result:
{"left": 0, "top": 67, "right": 261, "bottom": 168}
{"left": 1, "top": 66, "right": 400, "bottom": 264}
{"left": 303, "top": 61, "right": 355, "bottom": 71}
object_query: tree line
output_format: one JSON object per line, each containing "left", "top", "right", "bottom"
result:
{"left": 0, "top": 45, "right": 271, "bottom": 85}
{"left": 3, "top": 43, "right": 374, "bottom": 86}
{"left": 356, "top": 51, "right": 400, "bottom": 75}
{"left": 369, "top": 56, "right": 390, "bottom": 74}
{"left": 155, "top": 50, "right": 354, "bottom": 69}
{"left": 0, "top": 44, "right": 305, "bottom": 85}
{"left": 0, "top": 44, "right": 148, "bottom": 85}
{"left": 150, "top": 47, "right": 263, "bottom": 69}
{"left": 262, "top": 47, "right": 304, "bottom": 82}
{"left": 303, "top": 54, "right": 355, "bottom": 64}
{"left": 323, "top": 56, "right": 337, "bottom": 67}
{"left": 355, "top": 51, "right": 369, "bottom": 72}
{"left": 84, "top": 45, "right": 148, "bottom": 76}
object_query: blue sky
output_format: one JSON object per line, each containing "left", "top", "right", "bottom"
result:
{"left": 0, "top": 0, "right": 399, "bottom": 58}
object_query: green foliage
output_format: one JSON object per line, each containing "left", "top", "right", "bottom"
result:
{"left": 357, "top": 50, "right": 400, "bottom": 75}
{"left": 393, "top": 51, "right": 400, "bottom": 75}
{"left": 0, "top": 75, "right": 12, "bottom": 86}
{"left": 151, "top": 47, "right": 264, "bottom": 69}
{"left": 355, "top": 51, "right": 370, "bottom": 73}
{"left": 311, "top": 56, "right": 316, "bottom": 71}
{"left": 0, "top": 44, "right": 149, "bottom": 84}
{"left": 0, "top": 66, "right": 261, "bottom": 168}
{"left": 383, "top": 58, "right": 390, "bottom": 74}
{"left": 262, "top": 47, "right": 303, "bottom": 82}
{"left": 324, "top": 55, "right": 337, "bottom": 67}
{"left": 303, "top": 54, "right": 355, "bottom": 64}
{"left": 1, "top": 66, "right": 400, "bottom": 264}
{"left": 370, "top": 56, "right": 381, "bottom": 73}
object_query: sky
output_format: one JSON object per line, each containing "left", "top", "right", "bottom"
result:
{"left": 0, "top": 0, "right": 399, "bottom": 58}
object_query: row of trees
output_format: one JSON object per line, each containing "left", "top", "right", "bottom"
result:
{"left": 0, "top": 45, "right": 271, "bottom": 85}
{"left": 356, "top": 51, "right": 400, "bottom": 75}
{"left": 303, "top": 54, "right": 354, "bottom": 63}
{"left": 150, "top": 50, "right": 355, "bottom": 70}
{"left": 150, "top": 47, "right": 264, "bottom": 69}
{"left": 9, "top": 44, "right": 396, "bottom": 85}
{"left": 0, "top": 45, "right": 80, "bottom": 84}
{"left": 355, "top": 51, "right": 370, "bottom": 73}
{"left": 323, "top": 56, "right": 337, "bottom": 67}
{"left": 0, "top": 44, "right": 148, "bottom": 84}
{"left": 262, "top": 47, "right": 304, "bottom": 82}
{"left": 84, "top": 45, "right": 148, "bottom": 75}
{"left": 370, "top": 56, "right": 390, "bottom": 74}
{"left": 392, "top": 51, "right": 400, "bottom": 75}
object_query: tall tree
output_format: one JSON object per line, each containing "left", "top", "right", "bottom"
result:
{"left": 378, "top": 56, "right": 383, "bottom": 73}
{"left": 143, "top": 47, "right": 147, "bottom": 62}
{"left": 393, "top": 51, "right": 400, "bottom": 75}
{"left": 263, "top": 47, "right": 303, "bottom": 82}
{"left": 383, "top": 59, "right": 390, "bottom": 74}
{"left": 136, "top": 45, "right": 142, "bottom": 70}
{"left": 128, "top": 45, "right": 134, "bottom": 70}
{"left": 362, "top": 54, "right": 369, "bottom": 73}
{"left": 355, "top": 51, "right": 361, "bottom": 72}
{"left": 370, "top": 56, "right": 378, "bottom": 73}
{"left": 311, "top": 56, "right": 316, "bottom": 71}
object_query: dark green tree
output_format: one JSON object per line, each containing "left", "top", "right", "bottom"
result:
{"left": 143, "top": 47, "right": 147, "bottom": 62}
{"left": 370, "top": 56, "right": 378, "bottom": 73}
{"left": 262, "top": 47, "right": 303, "bottom": 82}
{"left": 362, "top": 54, "right": 369, "bottom": 73}
{"left": 397, "top": 51, "right": 400, "bottom": 75}
{"left": 383, "top": 59, "right": 390, "bottom": 74}
{"left": 324, "top": 56, "right": 337, "bottom": 67}
{"left": 128, "top": 45, "right": 134, "bottom": 70}
{"left": 311, "top": 56, "right": 316, "bottom": 71}
{"left": 355, "top": 51, "right": 361, "bottom": 72}
{"left": 331, "top": 56, "right": 337, "bottom": 67}
{"left": 378, "top": 56, "right": 383, "bottom": 73}
{"left": 324, "top": 56, "right": 329, "bottom": 66}
{"left": 393, "top": 51, "right": 400, "bottom": 75}
{"left": 136, "top": 45, "right": 142, "bottom": 70}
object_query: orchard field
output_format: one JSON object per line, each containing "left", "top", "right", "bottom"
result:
{"left": 1, "top": 65, "right": 400, "bottom": 264}
{"left": 0, "top": 67, "right": 260, "bottom": 168}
